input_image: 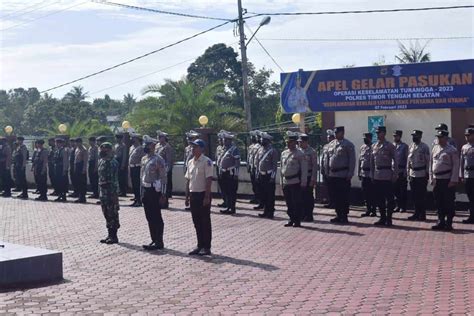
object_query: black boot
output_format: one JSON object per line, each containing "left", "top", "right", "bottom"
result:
{"left": 100, "top": 229, "right": 112, "bottom": 243}
{"left": 106, "top": 229, "right": 119, "bottom": 244}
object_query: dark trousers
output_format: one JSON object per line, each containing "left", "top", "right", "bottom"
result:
{"left": 1, "top": 168, "right": 12, "bottom": 195}
{"left": 217, "top": 169, "right": 226, "bottom": 205}
{"left": 55, "top": 167, "right": 68, "bottom": 197}
{"left": 88, "top": 163, "right": 98, "bottom": 196}
{"left": 410, "top": 177, "right": 428, "bottom": 219}
{"left": 466, "top": 178, "right": 474, "bottom": 219}
{"left": 190, "top": 192, "right": 212, "bottom": 249}
{"left": 69, "top": 166, "right": 76, "bottom": 193}
{"left": 328, "top": 177, "right": 351, "bottom": 219}
{"left": 250, "top": 170, "right": 259, "bottom": 200}
{"left": 221, "top": 171, "right": 238, "bottom": 210}
{"left": 259, "top": 174, "right": 275, "bottom": 216}
{"left": 142, "top": 188, "right": 164, "bottom": 244}
{"left": 433, "top": 179, "right": 455, "bottom": 226}
{"left": 393, "top": 173, "right": 408, "bottom": 210}
{"left": 35, "top": 172, "right": 47, "bottom": 197}
{"left": 302, "top": 177, "right": 315, "bottom": 220}
{"left": 130, "top": 166, "right": 141, "bottom": 202}
{"left": 166, "top": 169, "right": 173, "bottom": 198}
{"left": 74, "top": 162, "right": 87, "bottom": 199}
{"left": 323, "top": 175, "right": 334, "bottom": 206}
{"left": 283, "top": 183, "right": 302, "bottom": 224}
{"left": 361, "top": 177, "right": 376, "bottom": 214}
{"left": 48, "top": 164, "right": 56, "bottom": 192}
{"left": 14, "top": 166, "right": 27, "bottom": 195}
{"left": 118, "top": 167, "right": 128, "bottom": 195}
{"left": 373, "top": 179, "right": 395, "bottom": 221}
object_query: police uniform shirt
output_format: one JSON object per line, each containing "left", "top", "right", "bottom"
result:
{"left": 280, "top": 148, "right": 308, "bottom": 185}
{"left": 184, "top": 145, "right": 193, "bottom": 170}
{"left": 114, "top": 143, "right": 127, "bottom": 169}
{"left": 14, "top": 144, "right": 28, "bottom": 168}
{"left": 257, "top": 145, "right": 279, "bottom": 180}
{"left": 430, "top": 144, "right": 459, "bottom": 182}
{"left": 74, "top": 145, "right": 88, "bottom": 173}
{"left": 300, "top": 146, "right": 318, "bottom": 182}
{"left": 253, "top": 145, "right": 263, "bottom": 172}
{"left": 432, "top": 137, "right": 457, "bottom": 149}
{"left": 185, "top": 154, "right": 213, "bottom": 192}
{"left": 88, "top": 145, "right": 98, "bottom": 168}
{"left": 359, "top": 144, "right": 372, "bottom": 178}
{"left": 320, "top": 143, "right": 331, "bottom": 176}
{"left": 156, "top": 142, "right": 174, "bottom": 171}
{"left": 2, "top": 144, "right": 12, "bottom": 169}
{"left": 140, "top": 154, "right": 167, "bottom": 192}
{"left": 129, "top": 144, "right": 145, "bottom": 167}
{"left": 247, "top": 143, "right": 260, "bottom": 172}
{"left": 370, "top": 141, "right": 398, "bottom": 181}
{"left": 219, "top": 144, "right": 240, "bottom": 176}
{"left": 460, "top": 142, "right": 474, "bottom": 179}
{"left": 327, "top": 139, "right": 356, "bottom": 178}
{"left": 394, "top": 142, "right": 409, "bottom": 176}
{"left": 56, "top": 147, "right": 69, "bottom": 174}
{"left": 35, "top": 148, "right": 48, "bottom": 174}
{"left": 407, "top": 142, "right": 430, "bottom": 178}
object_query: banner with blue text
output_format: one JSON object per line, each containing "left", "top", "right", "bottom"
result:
{"left": 280, "top": 59, "right": 474, "bottom": 113}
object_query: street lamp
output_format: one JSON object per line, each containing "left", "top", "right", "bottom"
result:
{"left": 245, "top": 16, "right": 271, "bottom": 48}
{"left": 4, "top": 125, "right": 13, "bottom": 135}
{"left": 198, "top": 115, "right": 208, "bottom": 128}
{"left": 58, "top": 124, "right": 67, "bottom": 134}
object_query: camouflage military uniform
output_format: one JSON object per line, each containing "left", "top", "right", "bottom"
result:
{"left": 98, "top": 157, "right": 120, "bottom": 230}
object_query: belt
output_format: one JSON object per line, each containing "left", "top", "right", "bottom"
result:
{"left": 221, "top": 167, "right": 235, "bottom": 172}
{"left": 259, "top": 170, "right": 270, "bottom": 175}
{"left": 331, "top": 167, "right": 348, "bottom": 172}
{"left": 411, "top": 166, "right": 426, "bottom": 171}
{"left": 284, "top": 173, "right": 300, "bottom": 180}
{"left": 434, "top": 169, "right": 452, "bottom": 176}
{"left": 130, "top": 164, "right": 140, "bottom": 168}
{"left": 376, "top": 166, "right": 392, "bottom": 170}
{"left": 142, "top": 182, "right": 161, "bottom": 191}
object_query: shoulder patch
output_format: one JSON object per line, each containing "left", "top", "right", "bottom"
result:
{"left": 207, "top": 159, "right": 212, "bottom": 166}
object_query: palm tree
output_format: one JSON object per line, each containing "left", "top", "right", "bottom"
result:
{"left": 395, "top": 40, "right": 431, "bottom": 64}
{"left": 123, "top": 93, "right": 136, "bottom": 113}
{"left": 63, "top": 86, "right": 88, "bottom": 103}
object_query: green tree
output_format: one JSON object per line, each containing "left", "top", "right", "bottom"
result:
{"left": 123, "top": 93, "right": 136, "bottom": 113}
{"left": 62, "top": 86, "right": 88, "bottom": 103}
{"left": 395, "top": 41, "right": 431, "bottom": 64}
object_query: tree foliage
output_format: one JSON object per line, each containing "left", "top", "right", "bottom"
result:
{"left": 395, "top": 41, "right": 431, "bottom": 64}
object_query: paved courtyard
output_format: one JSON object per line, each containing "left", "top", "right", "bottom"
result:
{"left": 1, "top": 192, "right": 473, "bottom": 315}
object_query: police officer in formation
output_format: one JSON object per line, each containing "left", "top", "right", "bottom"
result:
{"left": 460, "top": 128, "right": 474, "bottom": 224}
{"left": 407, "top": 130, "right": 430, "bottom": 221}
{"left": 74, "top": 138, "right": 88, "bottom": 203}
{"left": 393, "top": 130, "right": 409, "bottom": 213}
{"left": 156, "top": 131, "right": 174, "bottom": 208}
{"left": 298, "top": 133, "right": 318, "bottom": 222}
{"left": 54, "top": 138, "right": 69, "bottom": 202}
{"left": 98, "top": 142, "right": 120, "bottom": 245}
{"left": 184, "top": 130, "right": 200, "bottom": 175}
{"left": 255, "top": 132, "right": 279, "bottom": 219}
{"left": 326, "top": 126, "right": 356, "bottom": 224}
{"left": 371, "top": 126, "right": 398, "bottom": 227}
{"left": 141, "top": 135, "right": 167, "bottom": 250}
{"left": 247, "top": 131, "right": 261, "bottom": 205}
{"left": 433, "top": 123, "right": 457, "bottom": 148}
{"left": 47, "top": 138, "right": 57, "bottom": 196}
{"left": 114, "top": 134, "right": 128, "bottom": 197}
{"left": 129, "top": 133, "right": 144, "bottom": 207}
{"left": 430, "top": 129, "right": 459, "bottom": 231}
{"left": 68, "top": 138, "right": 77, "bottom": 197}
{"left": 32, "top": 139, "right": 48, "bottom": 201}
{"left": 321, "top": 129, "right": 336, "bottom": 208}
{"left": 280, "top": 131, "right": 308, "bottom": 227}
{"left": 13, "top": 136, "right": 29, "bottom": 199}
{"left": 0, "top": 136, "right": 13, "bottom": 197}
{"left": 88, "top": 137, "right": 99, "bottom": 199}
{"left": 215, "top": 132, "right": 226, "bottom": 208}
{"left": 218, "top": 131, "right": 240, "bottom": 215}
{"left": 359, "top": 132, "right": 376, "bottom": 217}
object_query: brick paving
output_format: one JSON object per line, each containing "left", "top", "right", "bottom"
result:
{"left": 0, "top": 191, "right": 473, "bottom": 315}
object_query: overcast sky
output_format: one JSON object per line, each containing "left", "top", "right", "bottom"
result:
{"left": 1, "top": 0, "right": 473, "bottom": 100}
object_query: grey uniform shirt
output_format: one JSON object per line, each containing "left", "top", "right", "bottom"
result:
{"left": 156, "top": 142, "right": 174, "bottom": 172}
{"left": 320, "top": 143, "right": 331, "bottom": 177}
{"left": 129, "top": 144, "right": 145, "bottom": 167}
{"left": 327, "top": 138, "right": 356, "bottom": 178}
{"left": 280, "top": 148, "right": 308, "bottom": 186}
{"left": 141, "top": 154, "right": 167, "bottom": 192}
{"left": 460, "top": 142, "right": 474, "bottom": 179}
{"left": 407, "top": 142, "right": 430, "bottom": 178}
{"left": 358, "top": 144, "right": 372, "bottom": 178}
{"left": 74, "top": 145, "right": 88, "bottom": 173}
{"left": 257, "top": 145, "right": 279, "bottom": 181}
{"left": 183, "top": 145, "right": 193, "bottom": 174}
{"left": 114, "top": 143, "right": 127, "bottom": 169}
{"left": 0, "top": 144, "right": 12, "bottom": 169}
{"left": 88, "top": 145, "right": 99, "bottom": 171}
{"left": 432, "top": 137, "right": 457, "bottom": 149}
{"left": 300, "top": 146, "right": 318, "bottom": 182}
{"left": 370, "top": 141, "right": 398, "bottom": 181}
{"left": 394, "top": 142, "right": 409, "bottom": 176}
{"left": 219, "top": 144, "right": 240, "bottom": 176}
{"left": 430, "top": 144, "right": 459, "bottom": 182}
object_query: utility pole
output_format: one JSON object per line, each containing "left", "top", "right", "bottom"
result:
{"left": 237, "top": 0, "right": 252, "bottom": 131}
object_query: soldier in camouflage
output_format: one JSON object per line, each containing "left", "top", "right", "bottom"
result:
{"left": 98, "top": 142, "right": 120, "bottom": 244}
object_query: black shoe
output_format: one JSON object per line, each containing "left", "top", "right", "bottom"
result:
{"left": 361, "top": 212, "right": 371, "bottom": 217}
{"left": 16, "top": 194, "right": 28, "bottom": 199}
{"left": 400, "top": 209, "right": 406, "bottom": 213}
{"left": 74, "top": 198, "right": 86, "bottom": 204}
{"left": 444, "top": 224, "right": 454, "bottom": 231}
{"left": 220, "top": 208, "right": 230, "bottom": 214}
{"left": 185, "top": 207, "right": 191, "bottom": 211}
{"left": 88, "top": 194, "right": 99, "bottom": 199}
{"left": 119, "top": 193, "right": 127, "bottom": 197}
{"left": 50, "top": 191, "right": 59, "bottom": 196}
{"left": 284, "top": 221, "right": 294, "bottom": 227}
{"left": 143, "top": 242, "right": 163, "bottom": 250}
{"left": 33, "top": 190, "right": 40, "bottom": 194}
{"left": 293, "top": 222, "right": 302, "bottom": 228}
{"left": 54, "top": 196, "right": 66, "bottom": 202}
{"left": 431, "top": 223, "right": 445, "bottom": 231}
{"left": 301, "top": 217, "right": 314, "bottom": 223}
{"left": 385, "top": 219, "right": 393, "bottom": 227}
{"left": 393, "top": 207, "right": 400, "bottom": 213}
{"left": 227, "top": 209, "right": 236, "bottom": 214}
{"left": 418, "top": 216, "right": 426, "bottom": 221}
{"left": 198, "top": 248, "right": 212, "bottom": 256}
{"left": 253, "top": 205, "right": 264, "bottom": 210}
{"left": 130, "top": 202, "right": 139, "bottom": 207}
{"left": 370, "top": 212, "right": 377, "bottom": 217}
{"left": 249, "top": 199, "right": 259, "bottom": 204}
{"left": 462, "top": 217, "right": 474, "bottom": 224}
{"left": 374, "top": 219, "right": 386, "bottom": 226}
{"left": 12, "top": 188, "right": 21, "bottom": 192}
{"left": 188, "top": 247, "right": 202, "bottom": 255}
{"left": 329, "top": 217, "right": 340, "bottom": 223}
{"left": 339, "top": 217, "right": 349, "bottom": 224}
{"left": 68, "top": 193, "right": 78, "bottom": 198}
{"left": 217, "top": 202, "right": 227, "bottom": 207}
{"left": 407, "top": 215, "right": 418, "bottom": 221}
{"left": 35, "top": 196, "right": 47, "bottom": 201}
{"left": 100, "top": 237, "right": 111, "bottom": 244}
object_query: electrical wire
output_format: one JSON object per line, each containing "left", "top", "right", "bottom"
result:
{"left": 0, "top": 1, "right": 88, "bottom": 32}
{"left": 244, "top": 24, "right": 285, "bottom": 72}
{"left": 40, "top": 20, "right": 233, "bottom": 93}
{"left": 89, "top": 41, "right": 240, "bottom": 95}
{"left": 0, "top": 0, "right": 58, "bottom": 19}
{"left": 258, "top": 36, "right": 474, "bottom": 42}
{"left": 245, "top": 5, "right": 474, "bottom": 19}
{"left": 98, "top": 1, "right": 236, "bottom": 22}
